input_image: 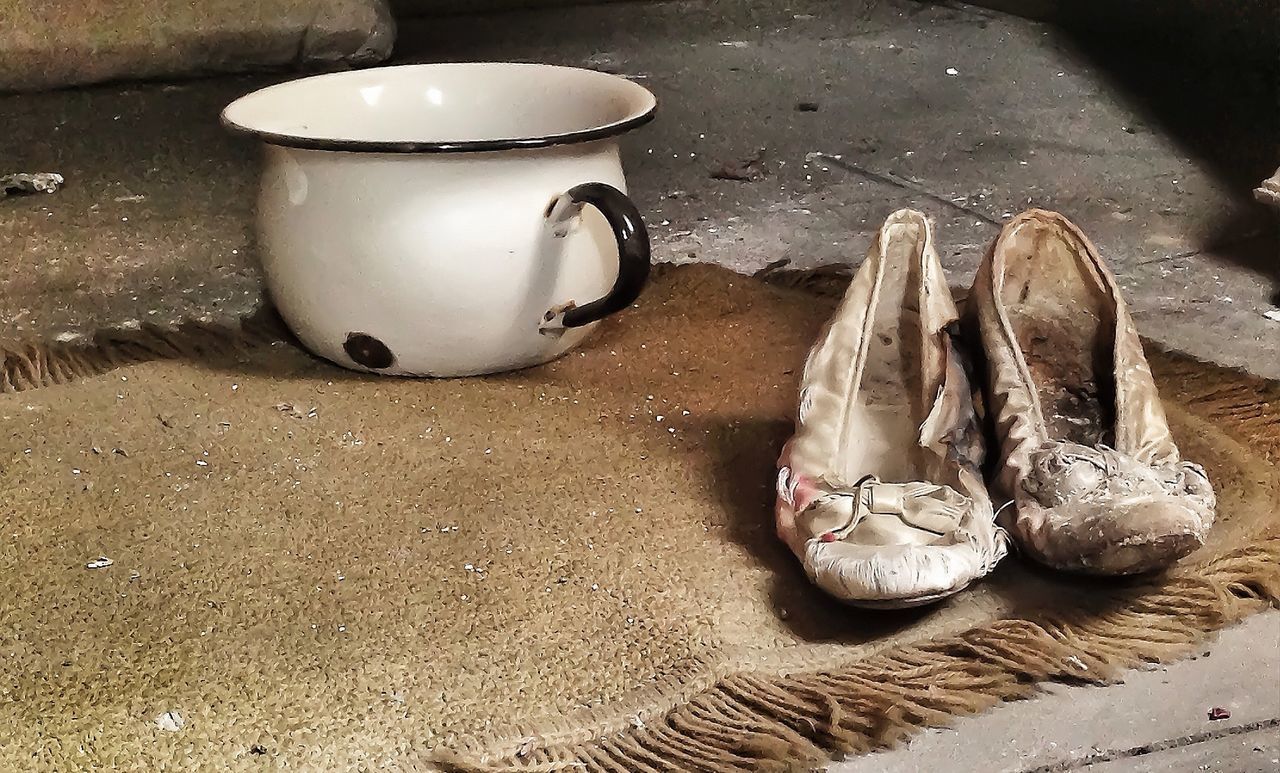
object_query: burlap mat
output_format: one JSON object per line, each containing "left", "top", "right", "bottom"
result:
{"left": 1, "top": 265, "right": 1276, "bottom": 771}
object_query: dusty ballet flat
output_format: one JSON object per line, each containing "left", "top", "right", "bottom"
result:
{"left": 968, "top": 209, "right": 1216, "bottom": 575}
{"left": 775, "top": 209, "right": 1008, "bottom": 608}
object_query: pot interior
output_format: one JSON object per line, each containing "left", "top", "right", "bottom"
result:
{"left": 222, "top": 63, "right": 656, "bottom": 151}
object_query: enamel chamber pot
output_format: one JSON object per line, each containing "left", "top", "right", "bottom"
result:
{"left": 221, "top": 63, "right": 656, "bottom": 377}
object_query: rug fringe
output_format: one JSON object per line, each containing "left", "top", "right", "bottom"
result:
{"left": 0, "top": 312, "right": 286, "bottom": 393}
{"left": 446, "top": 532, "right": 1280, "bottom": 771}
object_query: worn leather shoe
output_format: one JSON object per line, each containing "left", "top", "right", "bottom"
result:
{"left": 968, "top": 209, "right": 1215, "bottom": 575}
{"left": 775, "top": 210, "right": 1008, "bottom": 608}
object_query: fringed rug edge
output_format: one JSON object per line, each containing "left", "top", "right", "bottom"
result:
{"left": 436, "top": 263, "right": 1280, "bottom": 772}
{"left": 441, "top": 533, "right": 1280, "bottom": 772}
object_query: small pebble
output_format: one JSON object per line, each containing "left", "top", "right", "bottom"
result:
{"left": 154, "top": 711, "right": 184, "bottom": 732}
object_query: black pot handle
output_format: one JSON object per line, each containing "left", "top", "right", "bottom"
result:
{"left": 541, "top": 182, "right": 651, "bottom": 330}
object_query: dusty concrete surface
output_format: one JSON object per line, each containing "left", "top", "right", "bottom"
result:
{"left": 2, "top": 0, "right": 1276, "bottom": 373}
{"left": 1089, "top": 727, "right": 1278, "bottom": 773}
{"left": 1, "top": 2, "right": 1277, "bottom": 765}
{"left": 0, "top": 78, "right": 263, "bottom": 338}
{"left": 390, "top": 0, "right": 636, "bottom": 14}
{"left": 965, "top": 0, "right": 1280, "bottom": 63}
{"left": 833, "top": 611, "right": 1280, "bottom": 772}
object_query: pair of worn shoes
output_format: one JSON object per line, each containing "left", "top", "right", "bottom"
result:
{"left": 774, "top": 209, "right": 1216, "bottom": 608}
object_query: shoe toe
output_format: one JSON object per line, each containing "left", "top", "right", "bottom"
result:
{"left": 1022, "top": 496, "right": 1212, "bottom": 576}
{"left": 802, "top": 540, "right": 991, "bottom": 608}
{"left": 1082, "top": 499, "right": 1210, "bottom": 575}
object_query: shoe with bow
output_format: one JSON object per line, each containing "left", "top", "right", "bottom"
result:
{"left": 775, "top": 210, "right": 1009, "bottom": 608}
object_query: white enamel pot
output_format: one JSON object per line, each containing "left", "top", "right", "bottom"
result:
{"left": 221, "top": 63, "right": 656, "bottom": 377}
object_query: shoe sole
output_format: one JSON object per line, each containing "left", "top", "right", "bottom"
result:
{"left": 838, "top": 580, "right": 973, "bottom": 610}
{"left": 1035, "top": 531, "right": 1204, "bottom": 576}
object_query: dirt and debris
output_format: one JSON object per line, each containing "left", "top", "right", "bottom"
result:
{"left": 583, "top": 52, "right": 622, "bottom": 73}
{"left": 711, "top": 148, "right": 767, "bottom": 181}
{"left": 249, "top": 744, "right": 268, "bottom": 755}
{"left": 1207, "top": 706, "right": 1232, "bottom": 720}
{"left": 850, "top": 138, "right": 879, "bottom": 155}
{"left": 1, "top": 172, "right": 63, "bottom": 197}
{"left": 1255, "top": 170, "right": 1280, "bottom": 210}
{"left": 154, "top": 710, "right": 185, "bottom": 732}
{"left": 274, "top": 402, "right": 317, "bottom": 419}
{"left": 1012, "top": 316, "right": 1116, "bottom": 448}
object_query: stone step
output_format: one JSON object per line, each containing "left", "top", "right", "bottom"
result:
{"left": 0, "top": 0, "right": 394, "bottom": 92}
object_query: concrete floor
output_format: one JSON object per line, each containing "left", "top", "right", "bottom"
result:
{"left": 834, "top": 614, "right": 1280, "bottom": 773}
{"left": 2, "top": 0, "right": 1277, "bottom": 769}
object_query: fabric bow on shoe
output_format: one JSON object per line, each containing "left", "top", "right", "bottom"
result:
{"left": 783, "top": 471, "right": 1006, "bottom": 606}
{"left": 795, "top": 478, "right": 970, "bottom": 543}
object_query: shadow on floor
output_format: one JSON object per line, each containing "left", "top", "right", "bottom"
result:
{"left": 959, "top": 0, "right": 1280, "bottom": 301}
{"left": 700, "top": 414, "right": 944, "bottom": 643}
